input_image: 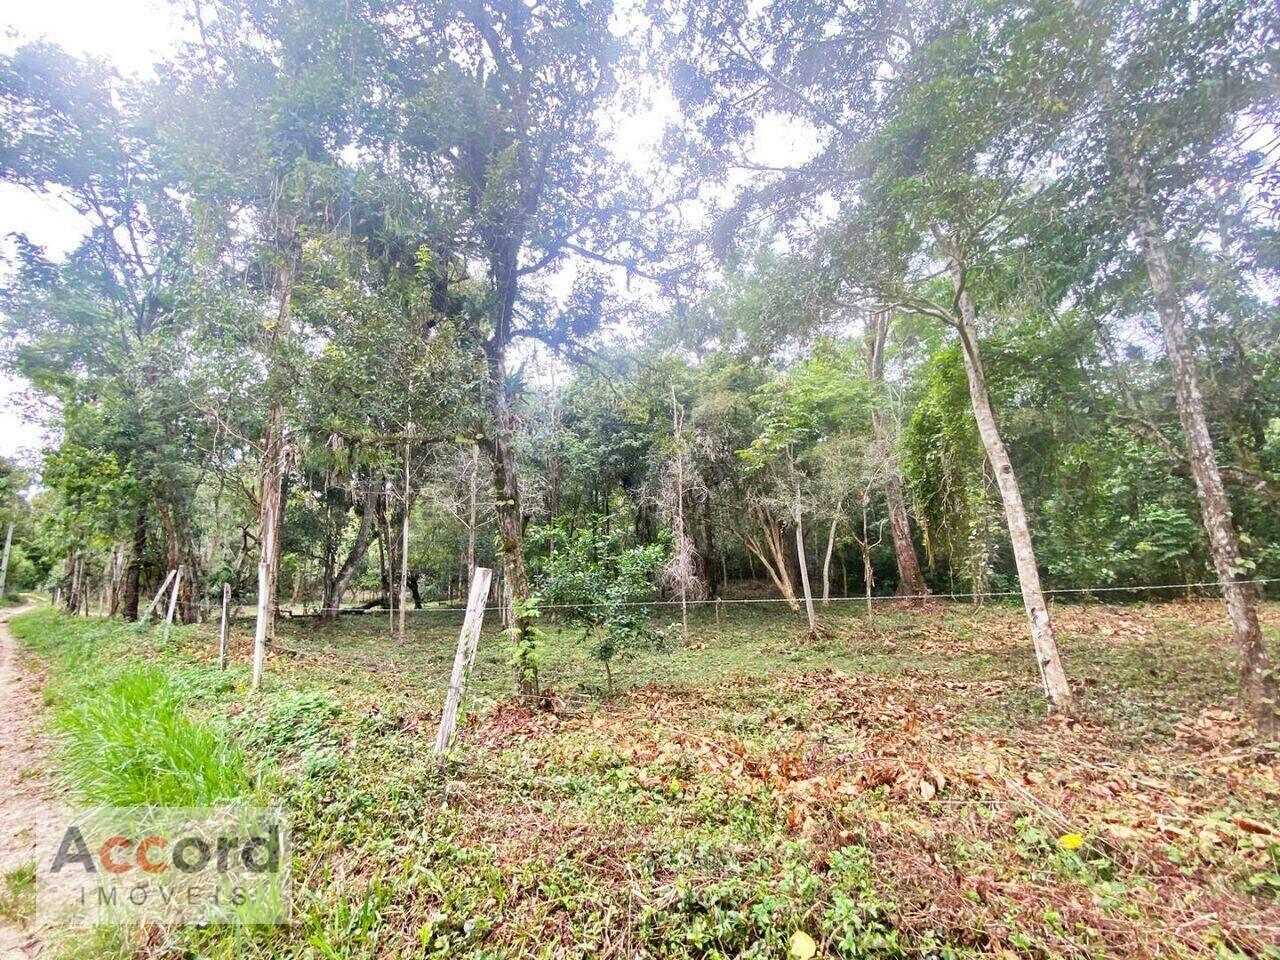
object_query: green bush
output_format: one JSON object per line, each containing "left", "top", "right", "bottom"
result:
{"left": 530, "top": 517, "right": 669, "bottom": 690}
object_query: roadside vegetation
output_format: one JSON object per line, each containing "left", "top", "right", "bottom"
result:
{"left": 11, "top": 599, "right": 1280, "bottom": 958}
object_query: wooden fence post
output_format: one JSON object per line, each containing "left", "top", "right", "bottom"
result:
{"left": 0, "top": 521, "right": 13, "bottom": 598}
{"left": 219, "top": 582, "right": 231, "bottom": 671}
{"left": 162, "top": 565, "right": 183, "bottom": 642}
{"left": 252, "top": 561, "right": 269, "bottom": 688}
{"left": 142, "top": 569, "right": 176, "bottom": 623}
{"left": 434, "top": 566, "right": 493, "bottom": 756}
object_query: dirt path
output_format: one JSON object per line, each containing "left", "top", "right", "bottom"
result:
{"left": 0, "top": 604, "right": 67, "bottom": 959}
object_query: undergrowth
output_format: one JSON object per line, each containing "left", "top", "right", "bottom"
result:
{"left": 0, "top": 862, "right": 36, "bottom": 927}
{"left": 7, "top": 601, "right": 1280, "bottom": 959}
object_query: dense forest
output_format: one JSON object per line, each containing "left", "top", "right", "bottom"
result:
{"left": 1, "top": 0, "right": 1277, "bottom": 735}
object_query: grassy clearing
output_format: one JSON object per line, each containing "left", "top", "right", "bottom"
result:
{"left": 10, "top": 599, "right": 1280, "bottom": 958}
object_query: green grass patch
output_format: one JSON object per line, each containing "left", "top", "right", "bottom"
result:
{"left": 9, "top": 608, "right": 250, "bottom": 807}
{"left": 0, "top": 861, "right": 36, "bottom": 927}
{"left": 56, "top": 665, "right": 249, "bottom": 805}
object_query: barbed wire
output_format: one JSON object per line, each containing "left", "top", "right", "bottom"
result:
{"left": 270, "top": 577, "right": 1280, "bottom": 617}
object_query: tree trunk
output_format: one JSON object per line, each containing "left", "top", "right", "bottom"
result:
{"left": 0, "top": 522, "right": 12, "bottom": 598}
{"left": 672, "top": 388, "right": 690, "bottom": 642}
{"left": 253, "top": 243, "right": 296, "bottom": 667}
{"left": 101, "top": 548, "right": 116, "bottom": 616}
{"left": 64, "top": 554, "right": 80, "bottom": 614}
{"left": 794, "top": 504, "right": 818, "bottom": 634}
{"left": 866, "top": 310, "right": 929, "bottom": 598}
{"left": 484, "top": 254, "right": 535, "bottom": 693}
{"left": 157, "top": 499, "right": 200, "bottom": 625}
{"left": 249, "top": 407, "right": 282, "bottom": 691}
{"left": 320, "top": 487, "right": 379, "bottom": 622}
{"left": 466, "top": 443, "right": 479, "bottom": 576}
{"left": 255, "top": 398, "right": 287, "bottom": 649}
{"left": 1135, "top": 209, "right": 1278, "bottom": 737}
{"left": 490, "top": 423, "right": 533, "bottom": 689}
{"left": 821, "top": 510, "right": 839, "bottom": 605}
{"left": 884, "top": 472, "right": 925, "bottom": 597}
{"left": 947, "top": 262, "right": 1073, "bottom": 712}
{"left": 121, "top": 506, "right": 146, "bottom": 620}
{"left": 740, "top": 507, "right": 801, "bottom": 609}
{"left": 382, "top": 499, "right": 399, "bottom": 635}
{"left": 702, "top": 497, "right": 721, "bottom": 599}
{"left": 399, "top": 443, "right": 411, "bottom": 639}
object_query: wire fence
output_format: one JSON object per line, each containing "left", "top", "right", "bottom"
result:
{"left": 204, "top": 573, "right": 1280, "bottom": 754}
{"left": 277, "top": 576, "right": 1280, "bottom": 618}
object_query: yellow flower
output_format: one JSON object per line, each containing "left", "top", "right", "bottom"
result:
{"left": 789, "top": 930, "right": 817, "bottom": 960}
{"left": 1057, "top": 833, "right": 1085, "bottom": 851}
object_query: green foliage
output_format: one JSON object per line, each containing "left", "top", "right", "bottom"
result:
{"left": 0, "top": 862, "right": 36, "bottom": 928}
{"left": 902, "top": 346, "right": 993, "bottom": 590}
{"left": 235, "top": 689, "right": 344, "bottom": 759}
{"left": 38, "top": 445, "right": 138, "bottom": 554}
{"left": 56, "top": 667, "right": 249, "bottom": 806}
{"left": 740, "top": 342, "right": 870, "bottom": 469}
{"left": 505, "top": 592, "right": 548, "bottom": 690}
{"left": 531, "top": 518, "right": 669, "bottom": 685}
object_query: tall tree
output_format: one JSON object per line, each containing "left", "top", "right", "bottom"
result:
{"left": 664, "top": 0, "right": 1095, "bottom": 709}
{"left": 0, "top": 43, "right": 201, "bottom": 620}
{"left": 864, "top": 311, "right": 928, "bottom": 597}
{"left": 1068, "top": 0, "right": 1279, "bottom": 734}
{"left": 371, "top": 0, "right": 670, "bottom": 691}
{"left": 159, "top": 0, "right": 379, "bottom": 648}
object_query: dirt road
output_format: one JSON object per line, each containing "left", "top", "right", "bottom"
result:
{"left": 0, "top": 604, "right": 66, "bottom": 958}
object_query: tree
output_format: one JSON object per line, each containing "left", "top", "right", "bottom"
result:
{"left": 665, "top": 0, "right": 1094, "bottom": 709}
{"left": 660, "top": 387, "right": 706, "bottom": 641}
{"left": 158, "top": 0, "right": 384, "bottom": 654}
{"left": 369, "top": 0, "right": 672, "bottom": 692}
{"left": 1065, "top": 0, "right": 1280, "bottom": 734}
{"left": 531, "top": 517, "right": 668, "bottom": 692}
{"left": 740, "top": 343, "right": 872, "bottom": 635}
{"left": 864, "top": 311, "right": 929, "bottom": 598}
{"left": 0, "top": 43, "right": 203, "bottom": 620}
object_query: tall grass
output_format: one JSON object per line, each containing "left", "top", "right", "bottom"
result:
{"left": 56, "top": 667, "right": 249, "bottom": 805}
{"left": 9, "top": 608, "right": 250, "bottom": 806}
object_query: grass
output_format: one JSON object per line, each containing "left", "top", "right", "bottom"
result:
{"left": 0, "top": 862, "right": 36, "bottom": 927}
{"left": 56, "top": 666, "right": 249, "bottom": 805}
{"left": 9, "top": 598, "right": 1280, "bottom": 959}
{"left": 10, "top": 608, "right": 250, "bottom": 807}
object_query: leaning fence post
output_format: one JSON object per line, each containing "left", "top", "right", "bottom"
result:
{"left": 434, "top": 566, "right": 493, "bottom": 757}
{"left": 141, "top": 569, "right": 176, "bottom": 624}
{"left": 162, "top": 565, "right": 183, "bottom": 642}
{"left": 219, "top": 582, "right": 231, "bottom": 670}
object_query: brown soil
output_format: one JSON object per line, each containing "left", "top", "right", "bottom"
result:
{"left": 0, "top": 605, "right": 67, "bottom": 958}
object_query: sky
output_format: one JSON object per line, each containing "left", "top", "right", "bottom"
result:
{"left": 0, "top": 0, "right": 185, "bottom": 461}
